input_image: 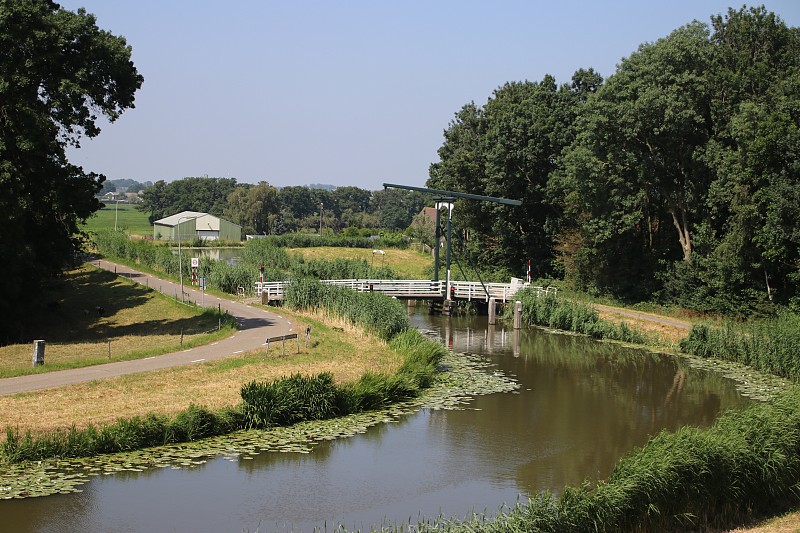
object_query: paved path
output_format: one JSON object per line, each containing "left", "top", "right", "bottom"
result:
{"left": 0, "top": 261, "right": 293, "bottom": 396}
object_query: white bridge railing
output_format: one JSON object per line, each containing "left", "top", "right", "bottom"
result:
{"left": 254, "top": 278, "right": 557, "bottom": 303}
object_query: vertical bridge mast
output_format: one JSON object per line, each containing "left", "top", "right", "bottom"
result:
{"left": 382, "top": 183, "right": 522, "bottom": 302}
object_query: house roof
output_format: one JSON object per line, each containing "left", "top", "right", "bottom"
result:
{"left": 154, "top": 211, "right": 241, "bottom": 231}
{"left": 153, "top": 211, "right": 206, "bottom": 227}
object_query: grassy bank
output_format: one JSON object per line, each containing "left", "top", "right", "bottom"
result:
{"left": 1, "top": 281, "right": 444, "bottom": 463}
{"left": 0, "top": 267, "right": 235, "bottom": 378}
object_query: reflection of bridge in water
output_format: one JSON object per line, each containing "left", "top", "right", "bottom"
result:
{"left": 436, "top": 318, "right": 525, "bottom": 357}
{"left": 255, "top": 279, "right": 556, "bottom": 303}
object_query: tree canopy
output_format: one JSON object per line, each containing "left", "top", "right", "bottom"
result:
{"left": 429, "top": 6, "right": 800, "bottom": 315}
{"left": 0, "top": 0, "right": 142, "bottom": 338}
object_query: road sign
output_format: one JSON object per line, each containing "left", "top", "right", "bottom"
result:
{"left": 191, "top": 257, "right": 199, "bottom": 267}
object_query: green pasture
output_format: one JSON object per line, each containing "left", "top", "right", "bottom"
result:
{"left": 83, "top": 203, "right": 152, "bottom": 237}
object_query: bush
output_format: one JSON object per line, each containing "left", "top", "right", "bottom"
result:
{"left": 241, "top": 373, "right": 340, "bottom": 429}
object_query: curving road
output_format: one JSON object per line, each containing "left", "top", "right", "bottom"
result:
{"left": 0, "top": 261, "right": 293, "bottom": 396}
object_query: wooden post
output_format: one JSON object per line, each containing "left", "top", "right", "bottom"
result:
{"left": 32, "top": 340, "right": 45, "bottom": 367}
{"left": 180, "top": 328, "right": 184, "bottom": 347}
{"left": 488, "top": 297, "right": 497, "bottom": 325}
{"left": 107, "top": 339, "right": 111, "bottom": 359}
{"left": 513, "top": 328, "right": 520, "bottom": 357}
{"left": 513, "top": 301, "right": 522, "bottom": 330}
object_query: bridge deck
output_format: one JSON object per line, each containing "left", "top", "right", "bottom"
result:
{"left": 254, "top": 279, "right": 556, "bottom": 303}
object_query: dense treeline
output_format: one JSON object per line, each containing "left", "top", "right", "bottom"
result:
{"left": 137, "top": 177, "right": 428, "bottom": 235}
{"left": 430, "top": 6, "right": 800, "bottom": 316}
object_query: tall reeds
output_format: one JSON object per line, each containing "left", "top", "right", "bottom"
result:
{"left": 284, "top": 279, "right": 409, "bottom": 341}
{"left": 513, "top": 288, "right": 650, "bottom": 344}
{"left": 680, "top": 312, "right": 800, "bottom": 382}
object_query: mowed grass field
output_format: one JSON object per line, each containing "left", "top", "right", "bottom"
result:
{"left": 83, "top": 203, "right": 153, "bottom": 237}
{"left": 288, "top": 246, "right": 433, "bottom": 279}
{"left": 0, "top": 266, "right": 234, "bottom": 378}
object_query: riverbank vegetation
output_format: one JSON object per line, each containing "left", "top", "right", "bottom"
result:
{"left": 0, "top": 281, "right": 444, "bottom": 463}
{"left": 512, "top": 288, "right": 651, "bottom": 345}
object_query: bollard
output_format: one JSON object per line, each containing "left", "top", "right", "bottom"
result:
{"left": 513, "top": 301, "right": 522, "bottom": 330}
{"left": 488, "top": 297, "right": 497, "bottom": 325}
{"left": 32, "top": 340, "right": 45, "bottom": 367}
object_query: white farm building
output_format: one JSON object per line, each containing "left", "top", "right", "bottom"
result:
{"left": 153, "top": 211, "right": 242, "bottom": 242}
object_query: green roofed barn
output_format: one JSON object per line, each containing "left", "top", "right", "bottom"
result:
{"left": 153, "top": 211, "right": 242, "bottom": 242}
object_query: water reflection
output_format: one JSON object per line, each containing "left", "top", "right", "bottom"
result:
{"left": 2, "top": 312, "right": 748, "bottom": 532}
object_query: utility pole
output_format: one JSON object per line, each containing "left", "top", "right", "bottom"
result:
{"left": 319, "top": 202, "right": 324, "bottom": 235}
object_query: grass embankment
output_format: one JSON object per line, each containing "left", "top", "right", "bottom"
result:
{"left": 1, "top": 280, "right": 445, "bottom": 462}
{"left": 82, "top": 203, "right": 153, "bottom": 237}
{"left": 0, "top": 267, "right": 234, "bottom": 378}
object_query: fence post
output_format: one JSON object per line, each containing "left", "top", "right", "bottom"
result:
{"left": 32, "top": 340, "right": 45, "bottom": 367}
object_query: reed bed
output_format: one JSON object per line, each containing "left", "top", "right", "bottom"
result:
{"left": 680, "top": 312, "right": 800, "bottom": 382}
{"left": 262, "top": 232, "right": 409, "bottom": 250}
{"left": 284, "top": 279, "right": 409, "bottom": 341}
{"left": 513, "top": 288, "right": 650, "bottom": 345}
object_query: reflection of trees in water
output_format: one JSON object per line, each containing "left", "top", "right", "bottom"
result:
{"left": 418, "top": 312, "right": 749, "bottom": 495}
{"left": 236, "top": 410, "right": 416, "bottom": 475}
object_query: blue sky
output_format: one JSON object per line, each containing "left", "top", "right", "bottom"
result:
{"left": 59, "top": 1, "right": 800, "bottom": 190}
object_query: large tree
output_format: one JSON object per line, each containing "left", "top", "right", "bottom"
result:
{"left": 429, "top": 72, "right": 597, "bottom": 278}
{"left": 223, "top": 181, "right": 278, "bottom": 235}
{"left": 0, "top": 0, "right": 142, "bottom": 338}
{"left": 555, "top": 7, "right": 800, "bottom": 312}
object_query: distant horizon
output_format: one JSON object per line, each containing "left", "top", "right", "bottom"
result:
{"left": 60, "top": 1, "right": 800, "bottom": 190}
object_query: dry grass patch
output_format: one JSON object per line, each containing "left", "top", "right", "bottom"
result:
{"left": 0, "top": 267, "right": 233, "bottom": 377}
{"left": 288, "top": 247, "right": 432, "bottom": 279}
{"left": 0, "top": 306, "right": 403, "bottom": 437}
{"left": 596, "top": 308, "right": 689, "bottom": 346}
{"left": 728, "top": 511, "right": 800, "bottom": 532}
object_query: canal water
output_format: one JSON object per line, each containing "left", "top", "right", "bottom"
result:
{"left": 2, "top": 312, "right": 748, "bottom": 532}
